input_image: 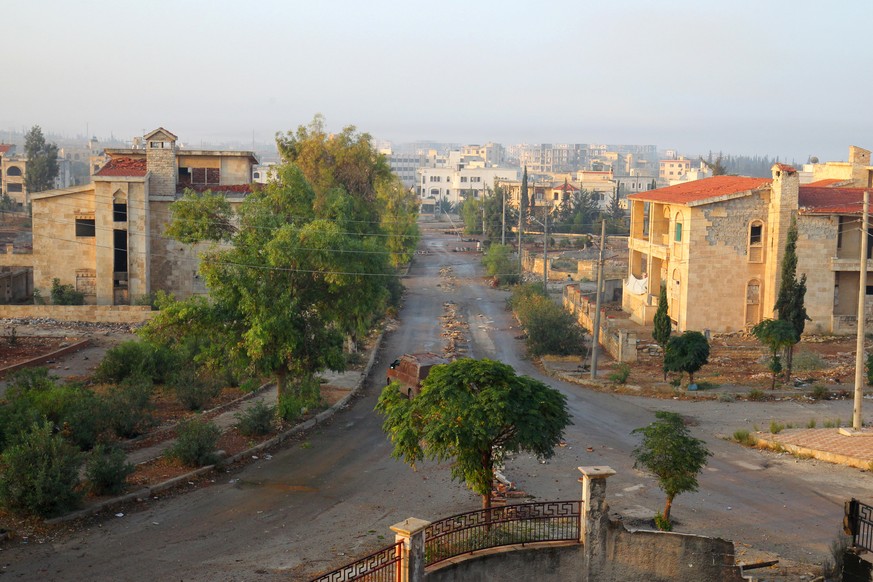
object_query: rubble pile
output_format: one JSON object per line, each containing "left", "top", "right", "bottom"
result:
{"left": 441, "top": 301, "right": 468, "bottom": 359}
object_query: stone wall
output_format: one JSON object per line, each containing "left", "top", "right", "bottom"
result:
{"left": 564, "top": 285, "right": 637, "bottom": 363}
{"left": 0, "top": 304, "right": 154, "bottom": 324}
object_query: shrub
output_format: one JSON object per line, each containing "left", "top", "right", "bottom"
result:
{"left": 59, "top": 389, "right": 111, "bottom": 451}
{"left": 807, "top": 418, "right": 817, "bottom": 429}
{"left": 170, "top": 367, "right": 221, "bottom": 411}
{"left": 793, "top": 351, "right": 826, "bottom": 372}
{"left": 235, "top": 400, "right": 276, "bottom": 437}
{"left": 95, "top": 341, "right": 179, "bottom": 384}
{"left": 0, "top": 421, "right": 83, "bottom": 517}
{"left": 769, "top": 420, "right": 785, "bottom": 434}
{"left": 510, "top": 285, "right": 585, "bottom": 357}
{"left": 278, "top": 394, "right": 307, "bottom": 422}
{"left": 86, "top": 443, "right": 134, "bottom": 496}
{"left": 811, "top": 385, "right": 830, "bottom": 401}
{"left": 106, "top": 376, "right": 154, "bottom": 438}
{"left": 748, "top": 389, "right": 766, "bottom": 401}
{"left": 609, "top": 363, "right": 630, "bottom": 385}
{"left": 482, "top": 244, "right": 520, "bottom": 285}
{"left": 718, "top": 393, "right": 735, "bottom": 403}
{"left": 165, "top": 418, "right": 221, "bottom": 467}
{"left": 654, "top": 512, "right": 672, "bottom": 532}
{"left": 50, "top": 278, "right": 84, "bottom": 305}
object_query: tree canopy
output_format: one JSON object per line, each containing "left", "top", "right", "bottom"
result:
{"left": 751, "top": 318, "right": 797, "bottom": 389}
{"left": 773, "top": 218, "right": 809, "bottom": 378}
{"left": 376, "top": 358, "right": 570, "bottom": 509}
{"left": 652, "top": 284, "right": 672, "bottom": 379}
{"left": 632, "top": 411, "right": 711, "bottom": 528}
{"left": 663, "top": 331, "right": 709, "bottom": 384}
{"left": 24, "top": 125, "right": 59, "bottom": 194}
{"left": 142, "top": 117, "right": 419, "bottom": 415}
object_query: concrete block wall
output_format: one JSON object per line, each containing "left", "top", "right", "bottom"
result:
{"left": 0, "top": 304, "right": 154, "bottom": 324}
{"left": 564, "top": 286, "right": 637, "bottom": 363}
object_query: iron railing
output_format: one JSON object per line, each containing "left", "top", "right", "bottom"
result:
{"left": 309, "top": 541, "right": 402, "bottom": 582}
{"left": 424, "top": 500, "right": 581, "bottom": 566}
{"left": 846, "top": 499, "right": 873, "bottom": 552}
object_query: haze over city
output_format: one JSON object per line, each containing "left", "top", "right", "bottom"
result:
{"left": 9, "top": 0, "right": 872, "bottom": 161}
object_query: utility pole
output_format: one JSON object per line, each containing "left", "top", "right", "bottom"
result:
{"left": 482, "top": 187, "right": 486, "bottom": 237}
{"left": 853, "top": 191, "right": 869, "bottom": 431}
{"left": 543, "top": 207, "right": 549, "bottom": 291}
{"left": 590, "top": 219, "right": 606, "bottom": 379}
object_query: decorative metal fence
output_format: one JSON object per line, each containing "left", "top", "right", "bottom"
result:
{"left": 846, "top": 499, "right": 873, "bottom": 552}
{"left": 310, "top": 541, "right": 402, "bottom": 582}
{"left": 424, "top": 500, "right": 581, "bottom": 567}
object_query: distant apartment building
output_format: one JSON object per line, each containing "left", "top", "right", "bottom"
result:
{"left": 0, "top": 146, "right": 26, "bottom": 207}
{"left": 384, "top": 151, "right": 425, "bottom": 190}
{"left": 461, "top": 143, "right": 505, "bottom": 167}
{"left": 418, "top": 163, "right": 518, "bottom": 208}
{"left": 659, "top": 157, "right": 692, "bottom": 181}
{"left": 515, "top": 143, "right": 588, "bottom": 174}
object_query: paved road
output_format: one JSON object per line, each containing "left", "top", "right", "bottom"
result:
{"left": 6, "top": 223, "right": 873, "bottom": 581}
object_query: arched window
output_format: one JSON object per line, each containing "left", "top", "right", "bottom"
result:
{"left": 674, "top": 212, "right": 683, "bottom": 242}
{"left": 748, "top": 220, "right": 764, "bottom": 262}
{"left": 6, "top": 166, "right": 21, "bottom": 177}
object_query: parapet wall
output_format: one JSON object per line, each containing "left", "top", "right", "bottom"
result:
{"left": 0, "top": 304, "right": 154, "bottom": 324}
{"left": 564, "top": 284, "right": 637, "bottom": 363}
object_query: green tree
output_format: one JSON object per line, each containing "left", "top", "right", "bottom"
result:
{"left": 482, "top": 243, "right": 519, "bottom": 284}
{"left": 377, "top": 358, "right": 570, "bottom": 509}
{"left": 24, "top": 125, "right": 59, "bottom": 194}
{"left": 663, "top": 331, "right": 709, "bottom": 384}
{"left": 751, "top": 318, "right": 797, "bottom": 389}
{"left": 376, "top": 177, "right": 420, "bottom": 267}
{"left": 773, "top": 218, "right": 809, "bottom": 378}
{"left": 520, "top": 167, "right": 529, "bottom": 224}
{"left": 461, "top": 196, "right": 483, "bottom": 234}
{"left": 652, "top": 284, "right": 672, "bottom": 379}
{"left": 632, "top": 411, "right": 711, "bottom": 528}
{"left": 700, "top": 154, "right": 728, "bottom": 176}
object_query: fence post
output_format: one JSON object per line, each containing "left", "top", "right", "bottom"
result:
{"left": 579, "top": 466, "right": 616, "bottom": 582}
{"left": 390, "top": 518, "right": 430, "bottom": 582}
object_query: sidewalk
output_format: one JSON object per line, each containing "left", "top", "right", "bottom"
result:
{"left": 756, "top": 428, "right": 873, "bottom": 469}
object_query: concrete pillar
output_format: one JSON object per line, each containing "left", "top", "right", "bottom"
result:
{"left": 390, "top": 517, "right": 430, "bottom": 582}
{"left": 579, "top": 465, "right": 616, "bottom": 582}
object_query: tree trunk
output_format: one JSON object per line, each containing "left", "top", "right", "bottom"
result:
{"left": 663, "top": 495, "right": 674, "bottom": 524}
{"left": 276, "top": 368, "right": 288, "bottom": 400}
{"left": 785, "top": 345, "right": 794, "bottom": 380}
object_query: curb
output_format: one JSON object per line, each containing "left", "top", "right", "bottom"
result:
{"left": 47, "top": 329, "right": 386, "bottom": 524}
{"left": 0, "top": 338, "right": 90, "bottom": 377}
{"left": 755, "top": 434, "right": 873, "bottom": 470}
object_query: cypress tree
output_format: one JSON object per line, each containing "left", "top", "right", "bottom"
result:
{"left": 653, "top": 284, "right": 672, "bottom": 380}
{"left": 774, "top": 218, "right": 809, "bottom": 378}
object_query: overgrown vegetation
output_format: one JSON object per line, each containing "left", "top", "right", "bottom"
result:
{"left": 50, "top": 278, "right": 85, "bottom": 305}
{"left": 165, "top": 418, "right": 221, "bottom": 467}
{"left": 732, "top": 429, "right": 756, "bottom": 446}
{"left": 509, "top": 284, "right": 586, "bottom": 357}
{"left": 86, "top": 444, "right": 135, "bottom": 496}
{"left": 235, "top": 401, "right": 276, "bottom": 437}
{"left": 482, "top": 244, "right": 520, "bottom": 285}
{"left": 609, "top": 363, "right": 630, "bottom": 385}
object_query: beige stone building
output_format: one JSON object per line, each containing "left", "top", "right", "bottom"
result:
{"left": 0, "top": 128, "right": 258, "bottom": 305}
{"left": 623, "top": 146, "right": 873, "bottom": 335}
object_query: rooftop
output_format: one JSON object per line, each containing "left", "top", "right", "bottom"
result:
{"left": 95, "top": 157, "right": 148, "bottom": 177}
{"left": 627, "top": 176, "right": 772, "bottom": 206}
{"left": 799, "top": 186, "right": 867, "bottom": 215}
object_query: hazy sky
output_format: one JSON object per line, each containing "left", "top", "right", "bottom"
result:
{"left": 9, "top": 0, "right": 873, "bottom": 161}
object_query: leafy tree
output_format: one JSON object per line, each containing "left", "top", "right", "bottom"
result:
{"left": 632, "top": 411, "right": 711, "bottom": 528}
{"left": 484, "top": 185, "right": 513, "bottom": 242}
{"left": 377, "top": 358, "right": 570, "bottom": 509}
{"left": 482, "top": 243, "right": 519, "bottom": 284}
{"left": 50, "top": 278, "right": 84, "bottom": 305}
{"left": 461, "top": 197, "right": 483, "bottom": 234}
{"left": 751, "top": 319, "right": 797, "bottom": 389}
{"left": 652, "top": 284, "right": 672, "bottom": 379}
{"left": 376, "top": 177, "right": 420, "bottom": 267}
{"left": 24, "top": 125, "right": 59, "bottom": 194}
{"left": 773, "top": 218, "right": 809, "bottom": 378}
{"left": 663, "top": 331, "right": 709, "bottom": 384}
{"left": 700, "top": 155, "right": 728, "bottom": 176}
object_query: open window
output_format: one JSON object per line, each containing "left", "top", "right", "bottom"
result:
{"left": 748, "top": 220, "right": 764, "bottom": 262}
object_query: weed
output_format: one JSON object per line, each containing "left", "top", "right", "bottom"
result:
{"left": 793, "top": 351, "right": 827, "bottom": 372}
{"left": 718, "top": 393, "right": 736, "bottom": 403}
{"left": 608, "top": 363, "right": 631, "bottom": 385}
{"left": 170, "top": 367, "right": 221, "bottom": 411}
{"left": 769, "top": 420, "right": 785, "bottom": 434}
{"left": 823, "top": 419, "right": 836, "bottom": 428}
{"left": 733, "top": 429, "right": 756, "bottom": 446}
{"left": 748, "top": 389, "right": 766, "bottom": 401}
{"left": 235, "top": 400, "right": 276, "bottom": 437}
{"left": 669, "top": 377, "right": 682, "bottom": 388}
{"left": 807, "top": 418, "right": 817, "bottom": 429}
{"left": 654, "top": 512, "right": 672, "bottom": 532}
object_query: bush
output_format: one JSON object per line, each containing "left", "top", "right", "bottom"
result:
{"left": 511, "top": 284, "right": 585, "bottom": 357}
{"left": 769, "top": 420, "right": 785, "bottom": 434}
{"left": 811, "top": 384, "right": 830, "bottom": 401}
{"left": 807, "top": 418, "right": 817, "bottom": 429}
{"left": 170, "top": 367, "right": 221, "bottom": 411}
{"left": 748, "top": 389, "right": 766, "bottom": 401}
{"left": 86, "top": 443, "right": 134, "bottom": 496}
{"left": 733, "top": 429, "right": 756, "bottom": 446}
{"left": 50, "top": 278, "right": 84, "bottom": 305}
{"left": 278, "top": 394, "right": 306, "bottom": 422}
{"left": 235, "top": 400, "right": 276, "bottom": 437}
{"left": 608, "top": 363, "right": 630, "bottom": 385}
{"left": 0, "top": 421, "right": 83, "bottom": 517}
{"left": 165, "top": 418, "right": 220, "bottom": 467}
{"left": 95, "top": 341, "right": 179, "bottom": 384}
{"left": 654, "top": 512, "right": 672, "bottom": 532}
{"left": 482, "top": 244, "right": 520, "bottom": 285}
{"left": 106, "top": 376, "right": 154, "bottom": 438}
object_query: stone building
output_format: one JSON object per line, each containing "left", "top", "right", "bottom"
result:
{"left": 623, "top": 146, "right": 873, "bottom": 335}
{"left": 0, "top": 127, "right": 258, "bottom": 305}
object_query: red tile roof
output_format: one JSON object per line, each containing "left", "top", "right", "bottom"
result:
{"left": 774, "top": 163, "right": 797, "bottom": 174}
{"left": 0, "top": 145, "right": 13, "bottom": 155}
{"left": 96, "top": 157, "right": 148, "bottom": 177}
{"left": 627, "top": 176, "right": 772, "bottom": 205}
{"left": 805, "top": 179, "right": 844, "bottom": 187}
{"left": 554, "top": 182, "right": 579, "bottom": 192}
{"left": 799, "top": 186, "right": 867, "bottom": 214}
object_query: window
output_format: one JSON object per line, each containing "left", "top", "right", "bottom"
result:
{"left": 7, "top": 183, "right": 22, "bottom": 193}
{"left": 748, "top": 220, "right": 764, "bottom": 262}
{"left": 460, "top": 176, "right": 468, "bottom": 182}
{"left": 75, "top": 218, "right": 96, "bottom": 237}
{"left": 674, "top": 221, "right": 682, "bottom": 242}
{"left": 113, "top": 203, "right": 127, "bottom": 222}
{"left": 7, "top": 166, "right": 21, "bottom": 177}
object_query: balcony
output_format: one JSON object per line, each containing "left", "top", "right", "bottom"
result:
{"left": 829, "top": 257, "right": 873, "bottom": 271}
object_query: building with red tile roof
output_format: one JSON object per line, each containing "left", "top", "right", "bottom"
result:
{"left": 0, "top": 127, "right": 259, "bottom": 306}
{"left": 623, "top": 147, "right": 873, "bottom": 335}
